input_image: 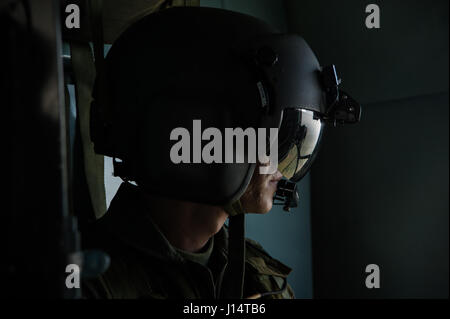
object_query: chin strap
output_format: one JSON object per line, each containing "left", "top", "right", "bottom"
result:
{"left": 223, "top": 199, "right": 246, "bottom": 216}
{"left": 220, "top": 213, "right": 246, "bottom": 299}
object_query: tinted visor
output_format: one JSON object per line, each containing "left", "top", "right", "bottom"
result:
{"left": 277, "top": 109, "right": 323, "bottom": 182}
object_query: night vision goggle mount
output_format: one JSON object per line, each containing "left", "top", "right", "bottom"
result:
{"left": 320, "top": 64, "right": 361, "bottom": 126}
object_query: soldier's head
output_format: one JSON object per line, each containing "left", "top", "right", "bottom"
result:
{"left": 90, "top": 7, "right": 361, "bottom": 215}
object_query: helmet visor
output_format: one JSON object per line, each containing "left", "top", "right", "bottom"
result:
{"left": 277, "top": 109, "right": 324, "bottom": 182}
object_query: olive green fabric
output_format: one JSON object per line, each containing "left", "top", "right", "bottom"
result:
{"left": 244, "top": 238, "right": 295, "bottom": 299}
{"left": 176, "top": 237, "right": 214, "bottom": 267}
{"left": 82, "top": 182, "right": 294, "bottom": 299}
{"left": 224, "top": 199, "right": 246, "bottom": 216}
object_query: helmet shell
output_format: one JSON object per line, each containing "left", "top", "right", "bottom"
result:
{"left": 91, "top": 7, "right": 325, "bottom": 205}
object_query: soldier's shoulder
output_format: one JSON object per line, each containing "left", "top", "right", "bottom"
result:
{"left": 245, "top": 238, "right": 292, "bottom": 278}
{"left": 82, "top": 252, "right": 167, "bottom": 299}
{"left": 244, "top": 238, "right": 295, "bottom": 299}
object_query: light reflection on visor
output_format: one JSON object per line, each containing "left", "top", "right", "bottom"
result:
{"left": 277, "top": 109, "right": 323, "bottom": 182}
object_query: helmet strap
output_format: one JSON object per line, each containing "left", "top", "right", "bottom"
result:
{"left": 223, "top": 199, "right": 246, "bottom": 216}
{"left": 220, "top": 213, "right": 246, "bottom": 298}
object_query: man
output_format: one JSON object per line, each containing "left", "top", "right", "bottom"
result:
{"left": 84, "top": 6, "right": 360, "bottom": 299}
{"left": 83, "top": 162, "right": 294, "bottom": 299}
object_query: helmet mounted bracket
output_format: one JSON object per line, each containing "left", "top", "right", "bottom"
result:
{"left": 321, "top": 64, "right": 361, "bottom": 126}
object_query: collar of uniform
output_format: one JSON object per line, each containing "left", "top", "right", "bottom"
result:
{"left": 97, "top": 182, "right": 229, "bottom": 265}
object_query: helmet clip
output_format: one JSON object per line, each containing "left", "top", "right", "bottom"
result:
{"left": 273, "top": 179, "right": 299, "bottom": 212}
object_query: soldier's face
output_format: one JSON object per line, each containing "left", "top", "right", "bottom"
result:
{"left": 240, "top": 163, "right": 283, "bottom": 214}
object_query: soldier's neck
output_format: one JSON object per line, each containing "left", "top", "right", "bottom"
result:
{"left": 143, "top": 194, "right": 229, "bottom": 253}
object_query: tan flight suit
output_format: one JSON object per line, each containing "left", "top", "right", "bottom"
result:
{"left": 83, "top": 182, "right": 295, "bottom": 299}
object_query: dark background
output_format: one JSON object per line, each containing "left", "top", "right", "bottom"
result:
{"left": 202, "top": 0, "right": 449, "bottom": 298}
{"left": 284, "top": 0, "right": 448, "bottom": 298}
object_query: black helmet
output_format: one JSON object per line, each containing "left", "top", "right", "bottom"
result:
{"left": 91, "top": 6, "right": 361, "bottom": 206}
